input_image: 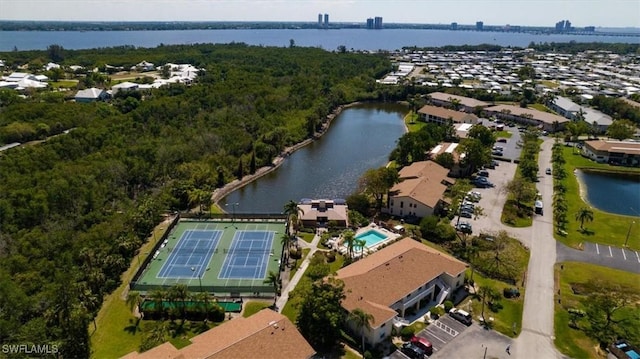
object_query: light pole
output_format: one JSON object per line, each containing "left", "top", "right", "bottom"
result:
{"left": 625, "top": 221, "right": 635, "bottom": 247}
{"left": 191, "top": 266, "right": 205, "bottom": 293}
{"left": 225, "top": 202, "right": 239, "bottom": 229}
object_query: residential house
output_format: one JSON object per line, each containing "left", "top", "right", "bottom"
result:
{"left": 336, "top": 238, "right": 468, "bottom": 346}
{"left": 484, "top": 104, "right": 569, "bottom": 132}
{"left": 418, "top": 105, "right": 479, "bottom": 125}
{"left": 75, "top": 87, "right": 109, "bottom": 103}
{"left": 111, "top": 81, "right": 140, "bottom": 95}
{"left": 298, "top": 199, "right": 349, "bottom": 228}
{"left": 121, "top": 309, "right": 315, "bottom": 359}
{"left": 386, "top": 161, "right": 454, "bottom": 219}
{"left": 549, "top": 96, "right": 613, "bottom": 132}
{"left": 582, "top": 140, "right": 640, "bottom": 166}
{"left": 427, "top": 92, "right": 490, "bottom": 113}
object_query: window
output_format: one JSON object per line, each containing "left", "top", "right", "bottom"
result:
{"left": 380, "top": 332, "right": 385, "bottom": 338}
{"left": 390, "top": 200, "right": 394, "bottom": 206}
{"left": 400, "top": 201, "right": 404, "bottom": 208}
{"left": 381, "top": 322, "right": 386, "bottom": 328}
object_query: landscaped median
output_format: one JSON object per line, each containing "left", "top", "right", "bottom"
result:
{"left": 554, "top": 262, "right": 640, "bottom": 359}
{"left": 555, "top": 146, "right": 640, "bottom": 250}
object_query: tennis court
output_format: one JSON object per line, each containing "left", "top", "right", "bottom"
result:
{"left": 131, "top": 218, "right": 286, "bottom": 296}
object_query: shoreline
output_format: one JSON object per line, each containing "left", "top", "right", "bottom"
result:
{"left": 211, "top": 101, "right": 366, "bottom": 211}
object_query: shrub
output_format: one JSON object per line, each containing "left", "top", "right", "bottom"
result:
{"left": 443, "top": 301, "right": 454, "bottom": 312}
{"left": 400, "top": 326, "right": 415, "bottom": 340}
{"left": 325, "top": 251, "right": 336, "bottom": 262}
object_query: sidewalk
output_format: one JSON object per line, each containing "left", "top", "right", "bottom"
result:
{"left": 275, "top": 232, "right": 322, "bottom": 312}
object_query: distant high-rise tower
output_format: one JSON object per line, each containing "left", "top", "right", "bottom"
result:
{"left": 366, "top": 18, "right": 374, "bottom": 29}
{"left": 374, "top": 16, "right": 383, "bottom": 29}
{"left": 564, "top": 20, "right": 571, "bottom": 31}
{"left": 476, "top": 21, "right": 484, "bottom": 31}
{"left": 451, "top": 22, "right": 458, "bottom": 30}
{"left": 318, "top": 14, "right": 323, "bottom": 28}
{"left": 324, "top": 13, "right": 329, "bottom": 28}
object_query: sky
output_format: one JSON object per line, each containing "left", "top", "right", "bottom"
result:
{"left": 1, "top": 0, "right": 639, "bottom": 28}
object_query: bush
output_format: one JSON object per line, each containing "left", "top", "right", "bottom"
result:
{"left": 443, "top": 300, "right": 454, "bottom": 312}
{"left": 325, "top": 251, "right": 336, "bottom": 263}
{"left": 400, "top": 326, "right": 415, "bottom": 340}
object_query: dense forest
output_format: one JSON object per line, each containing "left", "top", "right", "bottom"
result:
{"left": 0, "top": 43, "right": 393, "bottom": 357}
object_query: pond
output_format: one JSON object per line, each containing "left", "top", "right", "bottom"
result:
{"left": 576, "top": 169, "right": 640, "bottom": 217}
{"left": 222, "top": 103, "right": 407, "bottom": 213}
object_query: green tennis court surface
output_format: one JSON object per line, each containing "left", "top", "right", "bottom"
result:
{"left": 132, "top": 219, "right": 285, "bottom": 296}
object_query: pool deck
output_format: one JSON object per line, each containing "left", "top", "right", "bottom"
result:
{"left": 336, "top": 223, "right": 403, "bottom": 257}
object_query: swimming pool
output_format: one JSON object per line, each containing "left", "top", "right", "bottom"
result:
{"left": 355, "top": 229, "right": 388, "bottom": 247}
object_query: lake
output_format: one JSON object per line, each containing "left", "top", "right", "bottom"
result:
{"left": 576, "top": 170, "right": 640, "bottom": 217}
{"left": 222, "top": 103, "right": 406, "bottom": 213}
{"left": 1, "top": 28, "right": 638, "bottom": 52}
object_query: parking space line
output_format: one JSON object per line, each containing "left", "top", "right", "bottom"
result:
{"left": 595, "top": 243, "right": 600, "bottom": 255}
{"left": 435, "top": 320, "right": 459, "bottom": 336}
{"left": 622, "top": 248, "right": 627, "bottom": 260}
{"left": 424, "top": 328, "right": 447, "bottom": 344}
{"left": 636, "top": 251, "right": 640, "bottom": 263}
{"left": 609, "top": 246, "right": 613, "bottom": 257}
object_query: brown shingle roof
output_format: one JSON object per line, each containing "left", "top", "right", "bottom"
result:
{"left": 336, "top": 238, "right": 468, "bottom": 328}
{"left": 398, "top": 160, "right": 450, "bottom": 180}
{"left": 585, "top": 140, "right": 640, "bottom": 155}
{"left": 390, "top": 178, "right": 448, "bottom": 208}
{"left": 121, "top": 310, "right": 315, "bottom": 359}
{"left": 417, "top": 105, "right": 478, "bottom": 123}
{"left": 428, "top": 92, "right": 490, "bottom": 108}
{"left": 485, "top": 104, "right": 569, "bottom": 125}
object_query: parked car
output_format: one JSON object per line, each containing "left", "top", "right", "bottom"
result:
{"left": 545, "top": 168, "right": 552, "bottom": 175}
{"left": 492, "top": 150, "right": 504, "bottom": 156}
{"left": 467, "top": 191, "right": 482, "bottom": 201}
{"left": 492, "top": 145, "right": 504, "bottom": 151}
{"left": 449, "top": 308, "right": 472, "bottom": 326}
{"left": 456, "top": 222, "right": 473, "bottom": 234}
{"left": 460, "top": 210, "right": 473, "bottom": 218}
{"left": 401, "top": 342, "right": 425, "bottom": 359}
{"left": 535, "top": 200, "right": 544, "bottom": 215}
{"left": 496, "top": 138, "right": 508, "bottom": 143}
{"left": 410, "top": 336, "right": 433, "bottom": 356}
{"left": 478, "top": 170, "right": 489, "bottom": 177}
{"left": 473, "top": 177, "right": 494, "bottom": 188}
{"left": 503, "top": 288, "right": 521, "bottom": 298}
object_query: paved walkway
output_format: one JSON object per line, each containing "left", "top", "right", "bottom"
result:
{"left": 275, "top": 233, "right": 321, "bottom": 312}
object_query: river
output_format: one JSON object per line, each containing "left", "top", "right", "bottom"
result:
{"left": 1, "top": 28, "right": 638, "bottom": 51}
{"left": 222, "top": 103, "right": 407, "bottom": 213}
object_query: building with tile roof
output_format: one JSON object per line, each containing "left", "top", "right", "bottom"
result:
{"left": 418, "top": 105, "right": 479, "bottom": 125}
{"left": 484, "top": 104, "right": 569, "bottom": 132}
{"left": 121, "top": 309, "right": 315, "bottom": 359}
{"left": 386, "top": 161, "right": 454, "bottom": 219}
{"left": 427, "top": 92, "right": 490, "bottom": 112}
{"left": 336, "top": 238, "right": 468, "bottom": 346}
{"left": 582, "top": 140, "right": 640, "bottom": 166}
{"left": 297, "top": 199, "right": 349, "bottom": 228}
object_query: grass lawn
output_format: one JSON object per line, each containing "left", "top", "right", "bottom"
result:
{"left": 91, "top": 222, "right": 172, "bottom": 358}
{"left": 528, "top": 103, "right": 553, "bottom": 113}
{"left": 299, "top": 232, "right": 315, "bottom": 243}
{"left": 494, "top": 130, "right": 513, "bottom": 139}
{"left": 501, "top": 199, "right": 534, "bottom": 227}
{"left": 557, "top": 147, "right": 640, "bottom": 250}
{"left": 242, "top": 301, "right": 272, "bottom": 317}
{"left": 469, "top": 273, "right": 525, "bottom": 338}
{"left": 289, "top": 248, "right": 311, "bottom": 279}
{"left": 554, "top": 262, "right": 640, "bottom": 359}
{"left": 540, "top": 80, "right": 559, "bottom": 88}
{"left": 404, "top": 112, "right": 425, "bottom": 132}
{"left": 50, "top": 80, "right": 78, "bottom": 89}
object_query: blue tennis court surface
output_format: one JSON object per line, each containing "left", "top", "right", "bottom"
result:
{"left": 158, "top": 230, "right": 222, "bottom": 278}
{"left": 219, "top": 230, "right": 275, "bottom": 279}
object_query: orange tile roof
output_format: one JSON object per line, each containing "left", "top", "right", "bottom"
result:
{"left": 398, "top": 160, "right": 450, "bottom": 180}
{"left": 121, "top": 310, "right": 315, "bottom": 359}
{"left": 393, "top": 161, "right": 453, "bottom": 207}
{"left": 336, "top": 238, "right": 468, "bottom": 328}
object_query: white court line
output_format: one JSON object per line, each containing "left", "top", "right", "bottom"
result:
{"left": 622, "top": 248, "right": 627, "bottom": 260}
{"left": 595, "top": 243, "right": 600, "bottom": 255}
{"left": 608, "top": 246, "right": 613, "bottom": 257}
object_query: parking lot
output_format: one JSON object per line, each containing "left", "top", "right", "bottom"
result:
{"left": 557, "top": 241, "right": 640, "bottom": 274}
{"left": 389, "top": 315, "right": 516, "bottom": 358}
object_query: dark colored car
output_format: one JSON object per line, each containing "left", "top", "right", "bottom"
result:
{"left": 460, "top": 210, "right": 473, "bottom": 218}
{"left": 456, "top": 222, "right": 473, "bottom": 234}
{"left": 503, "top": 288, "right": 521, "bottom": 298}
{"left": 401, "top": 342, "right": 425, "bottom": 359}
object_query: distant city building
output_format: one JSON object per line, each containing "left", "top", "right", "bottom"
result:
{"left": 318, "top": 13, "right": 322, "bottom": 28}
{"left": 374, "top": 16, "right": 383, "bottom": 29}
{"left": 584, "top": 26, "right": 595, "bottom": 32}
{"left": 451, "top": 22, "right": 458, "bottom": 30}
{"left": 476, "top": 21, "right": 483, "bottom": 31}
{"left": 366, "top": 18, "right": 374, "bottom": 29}
{"left": 323, "top": 13, "right": 329, "bottom": 28}
{"left": 555, "top": 19, "right": 572, "bottom": 32}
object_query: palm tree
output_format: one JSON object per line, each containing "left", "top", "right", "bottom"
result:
{"left": 472, "top": 206, "right": 485, "bottom": 220}
{"left": 575, "top": 207, "right": 594, "bottom": 231}
{"left": 169, "top": 284, "right": 189, "bottom": 324}
{"left": 283, "top": 200, "right": 303, "bottom": 235}
{"left": 126, "top": 290, "right": 143, "bottom": 315}
{"left": 347, "top": 308, "right": 374, "bottom": 356}
{"left": 264, "top": 270, "right": 280, "bottom": 296}
{"left": 149, "top": 289, "right": 166, "bottom": 320}
{"left": 280, "top": 233, "right": 291, "bottom": 265}
{"left": 355, "top": 238, "right": 367, "bottom": 259}
{"left": 342, "top": 230, "right": 356, "bottom": 260}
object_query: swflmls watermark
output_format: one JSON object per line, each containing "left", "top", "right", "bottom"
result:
{"left": 2, "top": 343, "right": 59, "bottom": 355}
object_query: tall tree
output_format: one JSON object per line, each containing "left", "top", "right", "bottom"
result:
{"left": 296, "top": 276, "right": 346, "bottom": 353}
{"left": 502, "top": 177, "right": 537, "bottom": 209}
{"left": 347, "top": 308, "right": 374, "bottom": 356}
{"left": 342, "top": 230, "right": 356, "bottom": 260}
{"left": 264, "top": 270, "right": 281, "bottom": 296}
{"left": 606, "top": 119, "right": 636, "bottom": 140}
{"left": 575, "top": 207, "right": 594, "bottom": 230}
{"left": 283, "top": 200, "right": 303, "bottom": 235}
{"left": 358, "top": 167, "right": 399, "bottom": 211}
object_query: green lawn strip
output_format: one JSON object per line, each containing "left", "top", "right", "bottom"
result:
{"left": 528, "top": 103, "right": 553, "bottom": 113}
{"left": 299, "top": 232, "right": 315, "bottom": 243}
{"left": 242, "top": 301, "right": 272, "bottom": 317}
{"left": 554, "top": 262, "right": 640, "bottom": 359}
{"left": 50, "top": 80, "right": 78, "bottom": 88}
{"left": 540, "top": 80, "right": 559, "bottom": 88}
{"left": 469, "top": 273, "right": 524, "bottom": 338}
{"left": 91, "top": 223, "right": 170, "bottom": 358}
{"left": 494, "top": 130, "right": 513, "bottom": 139}
{"left": 557, "top": 147, "right": 640, "bottom": 250}
{"left": 404, "top": 112, "right": 425, "bottom": 132}
{"left": 289, "top": 248, "right": 311, "bottom": 279}
{"left": 500, "top": 198, "right": 533, "bottom": 227}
